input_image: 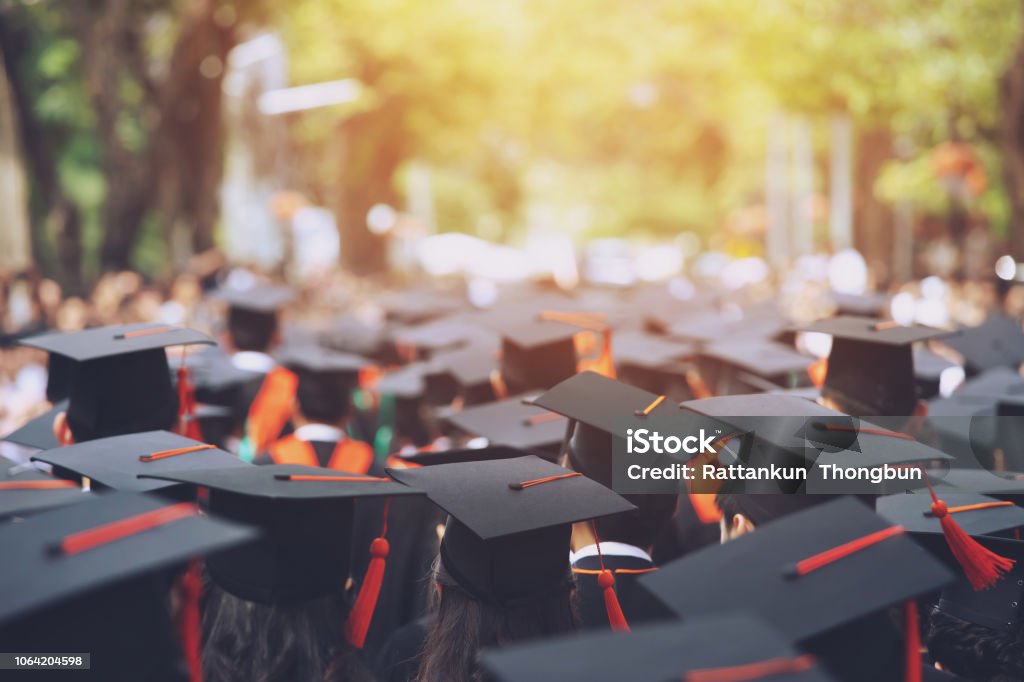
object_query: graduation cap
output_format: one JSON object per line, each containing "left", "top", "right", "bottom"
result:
{"left": 0, "top": 401, "right": 65, "bottom": 451}
{"left": 391, "top": 316, "right": 495, "bottom": 358}
{"left": 639, "top": 497, "right": 953, "bottom": 680}
{"left": 937, "top": 536, "right": 1024, "bottom": 631}
{"left": 277, "top": 345, "right": 369, "bottom": 424}
{"left": 387, "top": 455, "right": 634, "bottom": 613}
{"left": 913, "top": 346, "right": 960, "bottom": 401}
{"left": 319, "top": 314, "right": 390, "bottom": 360}
{"left": 213, "top": 282, "right": 294, "bottom": 352}
{"left": 699, "top": 339, "right": 812, "bottom": 394}
{"left": 531, "top": 371, "right": 683, "bottom": 486}
{"left": 0, "top": 455, "right": 90, "bottom": 520}
{"left": 378, "top": 289, "right": 464, "bottom": 325}
{"left": 32, "top": 430, "right": 248, "bottom": 494}
{"left": 430, "top": 344, "right": 501, "bottom": 406}
{"left": 832, "top": 291, "right": 888, "bottom": 318}
{"left": 612, "top": 330, "right": 694, "bottom": 396}
{"left": 138, "top": 463, "right": 420, "bottom": 648}
{"left": 480, "top": 614, "right": 837, "bottom": 682}
{"left": 442, "top": 396, "right": 567, "bottom": 456}
{"left": 392, "top": 444, "right": 533, "bottom": 467}
{"left": 800, "top": 317, "right": 949, "bottom": 416}
{"left": 493, "top": 314, "right": 580, "bottom": 395}
{"left": 925, "top": 467, "right": 1024, "bottom": 499}
{"left": 941, "top": 314, "right": 1024, "bottom": 375}
{"left": 0, "top": 490, "right": 253, "bottom": 681}
{"left": 46, "top": 353, "right": 76, "bottom": 403}
{"left": 21, "top": 323, "right": 215, "bottom": 442}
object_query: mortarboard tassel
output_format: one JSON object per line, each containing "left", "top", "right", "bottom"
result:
{"left": 176, "top": 559, "right": 204, "bottom": 682}
{"left": 807, "top": 357, "right": 828, "bottom": 389}
{"left": 924, "top": 476, "right": 1016, "bottom": 590}
{"left": 904, "top": 600, "right": 921, "bottom": 682}
{"left": 176, "top": 348, "right": 202, "bottom": 440}
{"left": 345, "top": 498, "right": 391, "bottom": 648}
{"left": 591, "top": 520, "right": 630, "bottom": 632}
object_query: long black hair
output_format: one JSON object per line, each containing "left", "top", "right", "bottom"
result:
{"left": 415, "top": 558, "right": 578, "bottom": 682}
{"left": 202, "top": 581, "right": 373, "bottom": 682}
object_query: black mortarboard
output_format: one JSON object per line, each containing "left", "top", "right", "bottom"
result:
{"left": 639, "top": 497, "right": 952, "bottom": 679}
{"left": 395, "top": 445, "right": 533, "bottom": 467}
{"left": 0, "top": 490, "right": 254, "bottom": 681}
{"left": 375, "top": 363, "right": 429, "bottom": 399}
{"left": 442, "top": 396, "right": 567, "bottom": 456}
{"left": 878, "top": 491, "right": 1024, "bottom": 539}
{"left": 1, "top": 401, "right": 65, "bottom": 451}
{"left": 139, "top": 464, "right": 419, "bottom": 605}
{"left": 214, "top": 283, "right": 294, "bottom": 353}
{"left": 492, "top": 315, "right": 580, "bottom": 394}
{"left": 430, "top": 344, "right": 501, "bottom": 406}
{"left": 378, "top": 289, "right": 464, "bottom": 325}
{"left": 532, "top": 370, "right": 683, "bottom": 487}
{"left": 0, "top": 455, "right": 90, "bottom": 520}
{"left": 32, "top": 430, "right": 248, "bottom": 494}
{"left": 937, "top": 536, "right": 1024, "bottom": 631}
{"left": 682, "top": 394, "right": 952, "bottom": 494}
{"left": 613, "top": 330, "right": 694, "bottom": 371}
{"left": 924, "top": 467, "right": 1024, "bottom": 499}
{"left": 801, "top": 317, "right": 949, "bottom": 416}
{"left": 387, "top": 455, "right": 634, "bottom": 605}
{"left": 0, "top": 490, "right": 254, "bottom": 625}
{"left": 46, "top": 353, "right": 76, "bottom": 403}
{"left": 699, "top": 339, "right": 812, "bottom": 393}
{"left": 186, "top": 348, "right": 263, "bottom": 406}
{"left": 319, "top": 314, "right": 390, "bottom": 360}
{"left": 391, "top": 315, "right": 495, "bottom": 358}
{"left": 941, "top": 314, "right": 1024, "bottom": 375}
{"left": 21, "top": 323, "right": 214, "bottom": 442}
{"left": 481, "top": 614, "right": 836, "bottom": 682}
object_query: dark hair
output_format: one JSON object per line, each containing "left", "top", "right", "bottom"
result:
{"left": 202, "top": 582, "right": 372, "bottom": 682}
{"left": 227, "top": 308, "right": 278, "bottom": 352}
{"left": 927, "top": 608, "right": 1024, "bottom": 681}
{"left": 715, "top": 493, "right": 845, "bottom": 528}
{"left": 295, "top": 372, "right": 352, "bottom": 425}
{"left": 415, "top": 558, "right": 578, "bottom": 682}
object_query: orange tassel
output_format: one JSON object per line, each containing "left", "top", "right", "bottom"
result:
{"left": 176, "top": 560, "right": 203, "bottom": 682}
{"left": 690, "top": 493, "right": 723, "bottom": 524}
{"left": 807, "top": 357, "right": 828, "bottom": 389}
{"left": 925, "top": 479, "right": 1016, "bottom": 590}
{"left": 904, "top": 601, "right": 921, "bottom": 682}
{"left": 344, "top": 499, "right": 391, "bottom": 648}
{"left": 176, "top": 348, "right": 201, "bottom": 440}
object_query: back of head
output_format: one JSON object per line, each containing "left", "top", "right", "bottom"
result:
{"left": 227, "top": 307, "right": 278, "bottom": 353}
{"left": 294, "top": 369, "right": 352, "bottom": 425}
{"left": 416, "top": 557, "right": 576, "bottom": 682}
{"left": 567, "top": 425, "right": 675, "bottom": 548}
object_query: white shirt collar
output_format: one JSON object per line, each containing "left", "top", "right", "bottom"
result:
{"left": 293, "top": 424, "right": 345, "bottom": 443}
{"left": 570, "top": 541, "right": 653, "bottom": 565}
{"left": 231, "top": 351, "right": 276, "bottom": 374}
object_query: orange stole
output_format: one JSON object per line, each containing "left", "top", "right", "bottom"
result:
{"left": 246, "top": 366, "right": 299, "bottom": 453}
{"left": 268, "top": 434, "right": 374, "bottom": 474}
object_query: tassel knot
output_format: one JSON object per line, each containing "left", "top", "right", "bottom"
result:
{"left": 598, "top": 569, "right": 616, "bottom": 590}
{"left": 370, "top": 537, "right": 389, "bottom": 558}
{"left": 930, "top": 500, "right": 948, "bottom": 518}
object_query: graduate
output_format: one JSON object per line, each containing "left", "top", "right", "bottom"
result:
{"left": 213, "top": 281, "right": 296, "bottom": 458}
{"left": 378, "top": 453, "right": 634, "bottom": 682}
{"left": 531, "top": 371, "right": 680, "bottom": 631}
{"left": 255, "top": 345, "right": 374, "bottom": 473}
{"left": 0, "top": 490, "right": 254, "bottom": 682}
{"left": 138, "top": 463, "right": 422, "bottom": 682}
{"left": 19, "top": 323, "right": 214, "bottom": 445}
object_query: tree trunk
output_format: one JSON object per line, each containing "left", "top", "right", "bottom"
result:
{"left": 852, "top": 128, "right": 895, "bottom": 285}
{"left": 1001, "top": 2, "right": 1024, "bottom": 261}
{"left": 0, "top": 44, "right": 33, "bottom": 271}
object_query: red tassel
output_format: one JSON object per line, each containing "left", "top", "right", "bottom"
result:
{"left": 598, "top": 569, "right": 630, "bottom": 632}
{"left": 925, "top": 479, "right": 1016, "bottom": 590}
{"left": 344, "top": 500, "right": 391, "bottom": 648}
{"left": 176, "top": 560, "right": 203, "bottom": 682}
{"left": 904, "top": 601, "right": 921, "bottom": 682}
{"left": 177, "top": 348, "right": 201, "bottom": 440}
{"left": 590, "top": 520, "right": 630, "bottom": 632}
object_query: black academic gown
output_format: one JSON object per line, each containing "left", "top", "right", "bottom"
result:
{"left": 571, "top": 552, "right": 673, "bottom": 631}
{"left": 374, "top": 616, "right": 432, "bottom": 682}
{"left": 253, "top": 439, "right": 339, "bottom": 467}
